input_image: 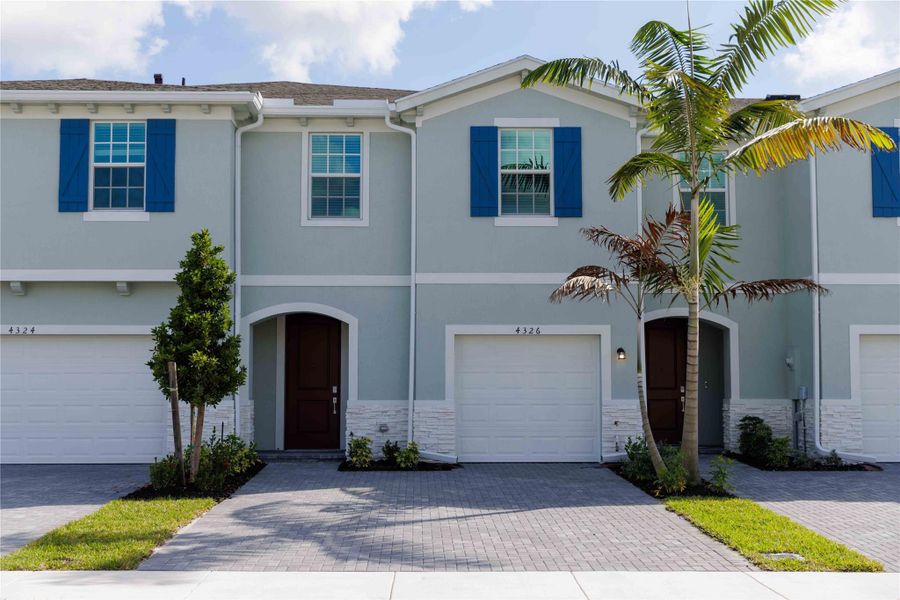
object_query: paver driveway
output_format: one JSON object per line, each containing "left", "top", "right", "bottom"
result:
{"left": 141, "top": 462, "right": 751, "bottom": 572}
{"left": 0, "top": 464, "right": 148, "bottom": 554}
{"left": 724, "top": 460, "right": 900, "bottom": 572}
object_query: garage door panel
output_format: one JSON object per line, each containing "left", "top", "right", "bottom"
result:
{"left": 455, "top": 335, "right": 600, "bottom": 462}
{"left": 860, "top": 335, "right": 900, "bottom": 462}
{"left": 1, "top": 335, "right": 166, "bottom": 463}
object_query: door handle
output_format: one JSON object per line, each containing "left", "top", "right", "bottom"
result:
{"left": 332, "top": 397, "right": 337, "bottom": 415}
{"left": 680, "top": 396, "right": 685, "bottom": 412}
{"left": 680, "top": 386, "right": 685, "bottom": 393}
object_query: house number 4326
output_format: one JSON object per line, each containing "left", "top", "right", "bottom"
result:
{"left": 515, "top": 327, "right": 541, "bottom": 335}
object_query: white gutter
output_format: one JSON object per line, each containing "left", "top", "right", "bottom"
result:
{"left": 808, "top": 154, "right": 874, "bottom": 463}
{"left": 383, "top": 111, "right": 417, "bottom": 443}
{"left": 233, "top": 96, "right": 265, "bottom": 437}
{"left": 263, "top": 106, "right": 392, "bottom": 118}
{"left": 0, "top": 89, "right": 262, "bottom": 110}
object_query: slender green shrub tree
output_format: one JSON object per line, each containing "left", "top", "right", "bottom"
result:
{"left": 148, "top": 229, "right": 246, "bottom": 482}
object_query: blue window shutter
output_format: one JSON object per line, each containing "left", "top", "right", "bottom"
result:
{"left": 58, "top": 119, "right": 89, "bottom": 212}
{"left": 146, "top": 119, "right": 176, "bottom": 212}
{"left": 553, "top": 127, "right": 582, "bottom": 217}
{"left": 872, "top": 127, "right": 900, "bottom": 217}
{"left": 470, "top": 126, "right": 498, "bottom": 217}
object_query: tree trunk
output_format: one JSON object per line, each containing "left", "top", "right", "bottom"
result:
{"left": 683, "top": 186, "right": 702, "bottom": 485}
{"left": 189, "top": 404, "right": 205, "bottom": 482}
{"left": 167, "top": 362, "right": 186, "bottom": 488}
{"left": 636, "top": 314, "right": 667, "bottom": 476}
{"left": 683, "top": 292, "right": 701, "bottom": 484}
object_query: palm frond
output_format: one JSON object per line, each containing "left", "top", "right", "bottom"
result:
{"left": 632, "top": 21, "right": 711, "bottom": 76}
{"left": 721, "top": 98, "right": 805, "bottom": 141}
{"left": 549, "top": 266, "right": 627, "bottom": 303}
{"left": 521, "top": 57, "right": 651, "bottom": 102}
{"left": 712, "top": 0, "right": 839, "bottom": 96}
{"left": 726, "top": 117, "right": 897, "bottom": 173}
{"left": 607, "top": 152, "right": 689, "bottom": 200}
{"left": 711, "top": 278, "right": 827, "bottom": 309}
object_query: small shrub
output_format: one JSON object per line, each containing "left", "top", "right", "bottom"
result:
{"left": 396, "top": 441, "right": 420, "bottom": 470}
{"left": 348, "top": 434, "right": 373, "bottom": 468}
{"left": 622, "top": 437, "right": 657, "bottom": 484}
{"left": 709, "top": 454, "right": 734, "bottom": 493}
{"left": 824, "top": 449, "right": 844, "bottom": 468}
{"left": 382, "top": 440, "right": 401, "bottom": 464}
{"left": 149, "top": 454, "right": 182, "bottom": 490}
{"left": 738, "top": 416, "right": 773, "bottom": 461}
{"left": 766, "top": 436, "right": 792, "bottom": 469}
{"left": 657, "top": 449, "right": 688, "bottom": 495}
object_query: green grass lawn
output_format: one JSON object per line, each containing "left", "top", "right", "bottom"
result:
{"left": 0, "top": 497, "right": 215, "bottom": 570}
{"left": 665, "top": 496, "right": 883, "bottom": 572}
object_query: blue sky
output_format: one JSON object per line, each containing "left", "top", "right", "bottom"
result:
{"left": 2, "top": 1, "right": 898, "bottom": 99}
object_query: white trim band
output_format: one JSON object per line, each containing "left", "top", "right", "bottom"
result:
{"left": 241, "top": 275, "right": 410, "bottom": 287}
{"left": 819, "top": 273, "right": 900, "bottom": 285}
{"left": 1, "top": 325, "right": 153, "bottom": 335}
{"left": 0, "top": 269, "right": 176, "bottom": 282}
{"left": 416, "top": 272, "right": 567, "bottom": 285}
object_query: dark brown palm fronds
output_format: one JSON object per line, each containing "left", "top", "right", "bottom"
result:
{"left": 549, "top": 266, "right": 628, "bottom": 303}
{"left": 711, "top": 277, "right": 828, "bottom": 309}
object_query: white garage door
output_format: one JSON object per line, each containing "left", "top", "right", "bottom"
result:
{"left": 455, "top": 335, "right": 600, "bottom": 462}
{"left": 1, "top": 335, "right": 166, "bottom": 463}
{"left": 860, "top": 334, "right": 900, "bottom": 462}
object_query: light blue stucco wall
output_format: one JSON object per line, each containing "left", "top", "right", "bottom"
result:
{"left": 0, "top": 119, "right": 235, "bottom": 270}
{"left": 252, "top": 317, "right": 277, "bottom": 450}
{"left": 240, "top": 130, "right": 410, "bottom": 276}
{"left": 416, "top": 89, "right": 637, "bottom": 273}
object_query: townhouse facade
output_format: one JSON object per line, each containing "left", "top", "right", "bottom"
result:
{"left": 1, "top": 57, "right": 897, "bottom": 464}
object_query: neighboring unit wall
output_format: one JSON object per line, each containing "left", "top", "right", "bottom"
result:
{"left": 814, "top": 94, "right": 900, "bottom": 455}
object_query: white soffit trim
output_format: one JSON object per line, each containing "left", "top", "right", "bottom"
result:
{"left": 242, "top": 275, "right": 410, "bottom": 287}
{"left": 0, "top": 90, "right": 263, "bottom": 113}
{"left": 0, "top": 269, "right": 176, "bottom": 282}
{"left": 395, "top": 54, "right": 639, "bottom": 113}
{"left": 0, "top": 324, "right": 152, "bottom": 335}
{"left": 800, "top": 68, "right": 900, "bottom": 112}
{"left": 416, "top": 273, "right": 568, "bottom": 285}
{"left": 819, "top": 273, "right": 900, "bottom": 285}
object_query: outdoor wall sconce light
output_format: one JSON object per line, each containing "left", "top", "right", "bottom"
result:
{"left": 616, "top": 347, "right": 627, "bottom": 360}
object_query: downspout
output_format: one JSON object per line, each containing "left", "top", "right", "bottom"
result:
{"left": 383, "top": 111, "right": 417, "bottom": 444}
{"left": 233, "top": 97, "right": 265, "bottom": 437}
{"left": 808, "top": 153, "right": 871, "bottom": 462}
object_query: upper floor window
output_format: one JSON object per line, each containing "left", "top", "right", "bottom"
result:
{"left": 500, "top": 129, "right": 552, "bottom": 215}
{"left": 678, "top": 153, "right": 727, "bottom": 225}
{"left": 92, "top": 122, "right": 145, "bottom": 210}
{"left": 310, "top": 133, "right": 362, "bottom": 219}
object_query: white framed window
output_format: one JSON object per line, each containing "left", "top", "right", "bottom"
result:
{"left": 499, "top": 128, "right": 553, "bottom": 216}
{"left": 90, "top": 122, "right": 146, "bottom": 211}
{"left": 676, "top": 153, "right": 730, "bottom": 225}
{"left": 300, "top": 132, "right": 368, "bottom": 226}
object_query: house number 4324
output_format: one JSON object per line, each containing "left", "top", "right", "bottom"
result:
{"left": 8, "top": 326, "right": 36, "bottom": 335}
{"left": 515, "top": 327, "right": 541, "bottom": 335}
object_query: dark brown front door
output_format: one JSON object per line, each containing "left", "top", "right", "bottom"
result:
{"left": 285, "top": 313, "right": 341, "bottom": 449}
{"left": 645, "top": 318, "right": 687, "bottom": 444}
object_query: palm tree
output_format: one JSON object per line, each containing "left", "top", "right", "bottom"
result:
{"left": 523, "top": 0, "right": 896, "bottom": 483}
{"left": 553, "top": 200, "right": 823, "bottom": 478}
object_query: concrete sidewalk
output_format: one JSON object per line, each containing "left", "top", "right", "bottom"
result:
{"left": 1, "top": 571, "right": 896, "bottom": 600}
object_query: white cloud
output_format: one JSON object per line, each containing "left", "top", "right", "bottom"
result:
{"left": 170, "top": 0, "right": 214, "bottom": 22}
{"left": 221, "top": 1, "right": 423, "bottom": 82}
{"left": 0, "top": 1, "right": 167, "bottom": 78}
{"left": 459, "top": 0, "right": 492, "bottom": 12}
{"left": 781, "top": 1, "right": 900, "bottom": 88}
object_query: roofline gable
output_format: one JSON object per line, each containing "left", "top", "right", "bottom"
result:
{"left": 800, "top": 68, "right": 900, "bottom": 112}
{"left": 393, "top": 55, "right": 642, "bottom": 113}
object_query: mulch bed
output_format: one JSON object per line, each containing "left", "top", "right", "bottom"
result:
{"left": 338, "top": 460, "right": 459, "bottom": 472}
{"left": 724, "top": 452, "right": 880, "bottom": 472}
{"left": 608, "top": 463, "right": 732, "bottom": 499}
{"left": 122, "top": 461, "right": 267, "bottom": 501}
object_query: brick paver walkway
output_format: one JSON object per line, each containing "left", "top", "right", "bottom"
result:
{"left": 724, "top": 460, "right": 900, "bottom": 572}
{"left": 140, "top": 462, "right": 751, "bottom": 572}
{"left": 0, "top": 464, "right": 148, "bottom": 554}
